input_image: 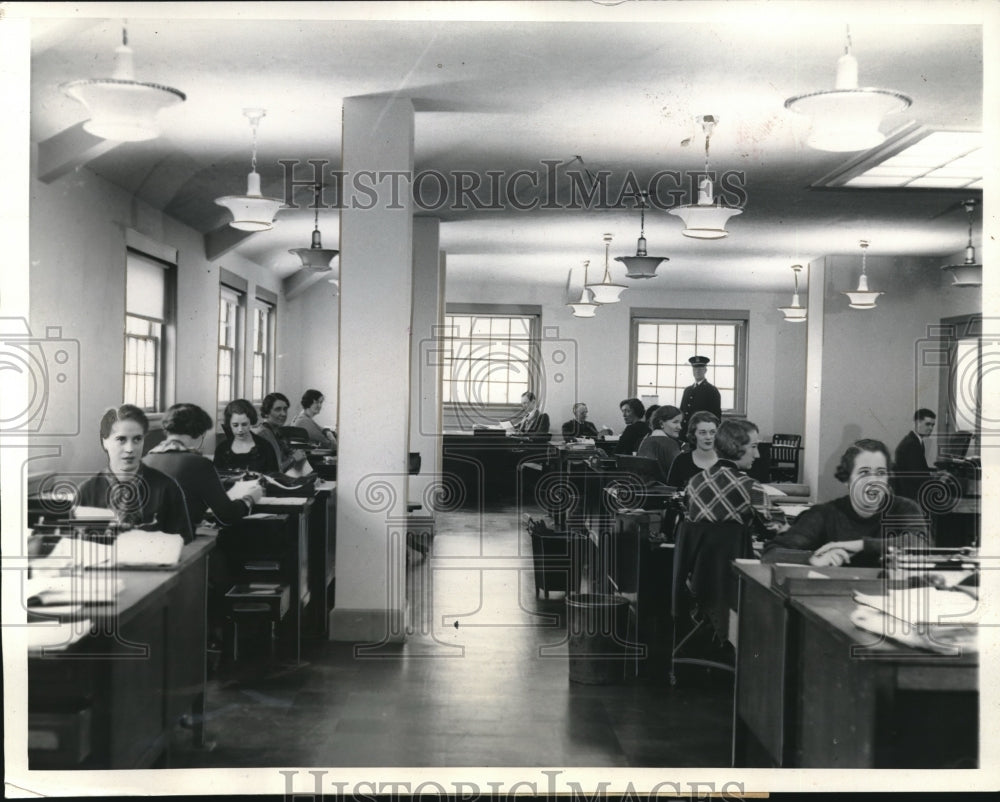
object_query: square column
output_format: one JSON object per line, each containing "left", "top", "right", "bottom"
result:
{"left": 330, "top": 98, "right": 414, "bottom": 642}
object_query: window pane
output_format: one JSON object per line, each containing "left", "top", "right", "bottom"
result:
{"left": 636, "top": 365, "right": 657, "bottom": 388}
{"left": 714, "top": 366, "right": 735, "bottom": 388}
{"left": 677, "top": 324, "right": 697, "bottom": 343}
{"left": 715, "top": 344, "right": 735, "bottom": 366}
{"left": 720, "top": 390, "right": 735, "bottom": 411}
{"left": 637, "top": 342, "right": 657, "bottom": 364}
{"left": 637, "top": 323, "right": 659, "bottom": 343}
{"left": 657, "top": 343, "right": 676, "bottom": 365}
{"left": 471, "top": 317, "right": 491, "bottom": 337}
{"left": 126, "top": 253, "right": 166, "bottom": 320}
{"left": 696, "top": 324, "right": 716, "bottom": 344}
{"left": 716, "top": 326, "right": 736, "bottom": 345}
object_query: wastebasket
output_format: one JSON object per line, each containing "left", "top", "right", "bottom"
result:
{"left": 566, "top": 592, "right": 631, "bottom": 684}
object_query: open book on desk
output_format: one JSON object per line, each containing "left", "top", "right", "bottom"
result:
{"left": 30, "top": 531, "right": 185, "bottom": 571}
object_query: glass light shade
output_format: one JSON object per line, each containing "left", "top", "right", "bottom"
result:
{"left": 62, "top": 44, "right": 185, "bottom": 142}
{"left": 844, "top": 271, "right": 882, "bottom": 309}
{"left": 941, "top": 263, "right": 982, "bottom": 287}
{"left": 668, "top": 204, "right": 742, "bottom": 239}
{"left": 290, "top": 229, "right": 339, "bottom": 271}
{"left": 615, "top": 255, "right": 668, "bottom": 279}
{"left": 586, "top": 281, "right": 627, "bottom": 304}
{"left": 215, "top": 171, "right": 287, "bottom": 231}
{"left": 778, "top": 293, "right": 808, "bottom": 322}
{"left": 568, "top": 289, "right": 598, "bottom": 318}
{"left": 785, "top": 89, "right": 912, "bottom": 152}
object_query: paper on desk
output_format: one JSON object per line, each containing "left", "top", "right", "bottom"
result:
{"left": 114, "top": 530, "right": 184, "bottom": 567}
{"left": 28, "top": 620, "right": 92, "bottom": 652}
{"left": 778, "top": 504, "right": 812, "bottom": 518}
{"left": 73, "top": 506, "right": 116, "bottom": 519}
{"left": 256, "top": 496, "right": 310, "bottom": 507}
{"left": 27, "top": 575, "right": 124, "bottom": 605}
{"left": 761, "top": 484, "right": 788, "bottom": 497}
{"left": 227, "top": 479, "right": 262, "bottom": 501}
{"left": 849, "top": 607, "right": 976, "bottom": 655}
{"left": 853, "top": 587, "right": 978, "bottom": 625}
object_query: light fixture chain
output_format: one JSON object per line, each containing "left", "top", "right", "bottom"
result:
{"left": 122, "top": 21, "right": 128, "bottom": 47}
{"left": 250, "top": 117, "right": 259, "bottom": 173}
{"left": 845, "top": 24, "right": 852, "bottom": 55}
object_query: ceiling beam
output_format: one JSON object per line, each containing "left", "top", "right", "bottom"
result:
{"left": 282, "top": 268, "right": 333, "bottom": 301}
{"left": 36, "top": 122, "right": 119, "bottom": 184}
{"left": 203, "top": 224, "right": 256, "bottom": 261}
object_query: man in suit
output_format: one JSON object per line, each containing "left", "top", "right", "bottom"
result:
{"left": 893, "top": 408, "right": 937, "bottom": 501}
{"left": 511, "top": 391, "right": 550, "bottom": 435}
{"left": 680, "top": 355, "right": 722, "bottom": 440}
{"left": 562, "top": 402, "right": 600, "bottom": 441}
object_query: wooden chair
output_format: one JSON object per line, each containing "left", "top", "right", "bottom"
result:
{"left": 769, "top": 434, "right": 802, "bottom": 483}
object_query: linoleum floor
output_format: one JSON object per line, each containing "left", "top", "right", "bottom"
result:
{"left": 171, "top": 504, "right": 733, "bottom": 768}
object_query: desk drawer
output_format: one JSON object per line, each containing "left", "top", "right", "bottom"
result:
{"left": 29, "top": 707, "right": 92, "bottom": 766}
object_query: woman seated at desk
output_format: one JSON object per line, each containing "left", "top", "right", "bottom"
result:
{"left": 667, "top": 411, "right": 719, "bottom": 489}
{"left": 762, "top": 439, "right": 929, "bottom": 567}
{"left": 76, "top": 404, "right": 193, "bottom": 541}
{"left": 256, "top": 392, "right": 311, "bottom": 475}
{"left": 144, "top": 403, "right": 263, "bottom": 527}
{"left": 214, "top": 399, "right": 280, "bottom": 474}
{"left": 616, "top": 397, "right": 650, "bottom": 455}
{"left": 291, "top": 388, "right": 339, "bottom": 450}
{"left": 686, "top": 419, "right": 785, "bottom": 534}
{"left": 637, "top": 405, "right": 683, "bottom": 478}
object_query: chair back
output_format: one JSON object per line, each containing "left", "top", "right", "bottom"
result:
{"left": 769, "top": 433, "right": 802, "bottom": 483}
{"left": 672, "top": 518, "right": 752, "bottom": 637}
{"left": 142, "top": 427, "right": 167, "bottom": 456}
{"left": 278, "top": 426, "right": 311, "bottom": 446}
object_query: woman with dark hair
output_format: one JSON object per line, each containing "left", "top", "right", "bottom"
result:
{"left": 616, "top": 397, "right": 649, "bottom": 455}
{"left": 291, "top": 389, "right": 338, "bottom": 450}
{"left": 762, "top": 439, "right": 929, "bottom": 567}
{"left": 76, "top": 404, "right": 193, "bottom": 541}
{"left": 637, "top": 404, "right": 683, "bottom": 478}
{"left": 214, "top": 399, "right": 279, "bottom": 473}
{"left": 666, "top": 410, "right": 719, "bottom": 489}
{"left": 686, "top": 419, "right": 783, "bottom": 532}
{"left": 257, "top": 392, "right": 310, "bottom": 473}
{"left": 144, "top": 402, "right": 263, "bottom": 527}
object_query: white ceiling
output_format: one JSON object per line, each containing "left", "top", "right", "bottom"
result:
{"left": 22, "top": 2, "right": 989, "bottom": 292}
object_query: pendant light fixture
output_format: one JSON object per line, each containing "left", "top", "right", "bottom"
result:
{"left": 215, "top": 108, "right": 287, "bottom": 231}
{"left": 567, "top": 261, "right": 598, "bottom": 318}
{"left": 668, "top": 115, "right": 742, "bottom": 239}
{"left": 289, "top": 185, "right": 339, "bottom": 271}
{"left": 941, "top": 200, "right": 982, "bottom": 287}
{"left": 587, "top": 234, "right": 628, "bottom": 304}
{"left": 61, "top": 23, "right": 186, "bottom": 142}
{"left": 843, "top": 240, "right": 883, "bottom": 309}
{"left": 615, "top": 194, "right": 670, "bottom": 279}
{"left": 784, "top": 25, "right": 912, "bottom": 152}
{"left": 778, "top": 265, "right": 808, "bottom": 322}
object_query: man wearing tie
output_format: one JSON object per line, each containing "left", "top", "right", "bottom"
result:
{"left": 893, "top": 409, "right": 937, "bottom": 501}
{"left": 679, "top": 355, "right": 722, "bottom": 440}
{"left": 510, "top": 391, "right": 550, "bottom": 435}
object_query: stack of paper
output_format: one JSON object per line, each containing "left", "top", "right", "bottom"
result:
{"left": 114, "top": 530, "right": 184, "bottom": 567}
{"left": 853, "top": 587, "right": 978, "bottom": 625}
{"left": 27, "top": 620, "right": 92, "bottom": 653}
{"left": 26, "top": 575, "right": 124, "bottom": 606}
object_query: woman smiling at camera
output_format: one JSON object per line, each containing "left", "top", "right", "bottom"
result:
{"left": 762, "top": 439, "right": 929, "bottom": 567}
{"left": 213, "top": 398, "right": 280, "bottom": 474}
{"left": 666, "top": 410, "right": 720, "bottom": 490}
{"left": 76, "top": 404, "right": 193, "bottom": 541}
{"left": 637, "top": 405, "right": 684, "bottom": 479}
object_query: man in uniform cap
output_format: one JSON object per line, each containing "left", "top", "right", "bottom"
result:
{"left": 679, "top": 355, "right": 722, "bottom": 440}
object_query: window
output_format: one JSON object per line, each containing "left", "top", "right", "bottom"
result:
{"left": 631, "top": 311, "right": 748, "bottom": 414}
{"left": 217, "top": 285, "right": 243, "bottom": 408}
{"left": 251, "top": 299, "right": 274, "bottom": 402}
{"left": 124, "top": 249, "right": 175, "bottom": 411}
{"left": 441, "top": 306, "right": 540, "bottom": 422}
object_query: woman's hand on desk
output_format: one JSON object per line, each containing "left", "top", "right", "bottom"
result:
{"left": 227, "top": 479, "right": 263, "bottom": 505}
{"left": 809, "top": 539, "right": 863, "bottom": 567}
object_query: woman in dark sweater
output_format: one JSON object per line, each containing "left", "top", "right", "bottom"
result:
{"left": 144, "top": 403, "right": 263, "bottom": 527}
{"left": 214, "top": 398, "right": 280, "bottom": 474}
{"left": 666, "top": 411, "right": 720, "bottom": 489}
{"left": 616, "top": 397, "right": 650, "bottom": 455}
{"left": 762, "top": 439, "right": 929, "bottom": 567}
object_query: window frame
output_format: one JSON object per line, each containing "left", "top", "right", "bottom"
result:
{"left": 441, "top": 303, "right": 542, "bottom": 425}
{"left": 122, "top": 246, "right": 176, "bottom": 414}
{"left": 629, "top": 308, "right": 749, "bottom": 416}
{"left": 217, "top": 284, "right": 245, "bottom": 412}
{"left": 250, "top": 297, "right": 275, "bottom": 403}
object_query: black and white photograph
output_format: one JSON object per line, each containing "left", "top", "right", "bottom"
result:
{"left": 2, "top": 0, "right": 996, "bottom": 797}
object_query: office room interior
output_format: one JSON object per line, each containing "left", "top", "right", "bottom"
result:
{"left": 3, "top": 1, "right": 996, "bottom": 791}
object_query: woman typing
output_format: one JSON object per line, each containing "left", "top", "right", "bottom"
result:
{"left": 76, "top": 405, "right": 193, "bottom": 542}
{"left": 291, "top": 389, "right": 338, "bottom": 450}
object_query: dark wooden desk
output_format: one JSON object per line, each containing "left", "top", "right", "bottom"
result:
{"left": 28, "top": 536, "right": 214, "bottom": 769}
{"left": 790, "top": 593, "right": 977, "bottom": 768}
{"left": 732, "top": 562, "right": 978, "bottom": 768}
{"left": 443, "top": 433, "right": 551, "bottom": 507}
{"left": 223, "top": 497, "right": 313, "bottom": 662}
{"left": 307, "top": 482, "right": 337, "bottom": 637}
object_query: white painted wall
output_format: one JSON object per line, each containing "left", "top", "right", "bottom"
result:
{"left": 29, "top": 160, "right": 285, "bottom": 474}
